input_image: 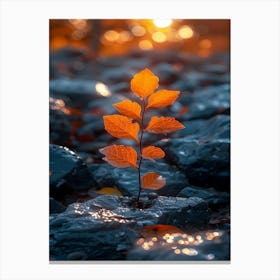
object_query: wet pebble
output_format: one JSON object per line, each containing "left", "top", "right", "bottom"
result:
{"left": 157, "top": 115, "right": 230, "bottom": 191}
{"left": 50, "top": 144, "right": 94, "bottom": 200}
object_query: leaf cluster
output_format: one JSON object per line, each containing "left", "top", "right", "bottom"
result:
{"left": 99, "top": 68, "right": 184, "bottom": 190}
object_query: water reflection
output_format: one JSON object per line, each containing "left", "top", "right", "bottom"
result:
{"left": 73, "top": 204, "right": 129, "bottom": 224}
{"left": 135, "top": 230, "right": 223, "bottom": 259}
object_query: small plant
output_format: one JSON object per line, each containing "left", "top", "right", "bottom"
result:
{"left": 99, "top": 68, "right": 185, "bottom": 204}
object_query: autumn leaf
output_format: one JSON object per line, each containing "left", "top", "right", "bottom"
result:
{"left": 103, "top": 114, "right": 139, "bottom": 142}
{"left": 145, "top": 116, "right": 185, "bottom": 135}
{"left": 142, "top": 146, "right": 165, "bottom": 160}
{"left": 99, "top": 145, "right": 138, "bottom": 168}
{"left": 96, "top": 187, "right": 123, "bottom": 196}
{"left": 113, "top": 100, "right": 141, "bottom": 120}
{"left": 147, "top": 90, "right": 180, "bottom": 108}
{"left": 143, "top": 224, "right": 183, "bottom": 235}
{"left": 131, "top": 68, "right": 159, "bottom": 100}
{"left": 142, "top": 172, "right": 166, "bottom": 190}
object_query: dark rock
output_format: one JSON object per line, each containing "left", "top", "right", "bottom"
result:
{"left": 50, "top": 98, "right": 72, "bottom": 146}
{"left": 154, "top": 63, "right": 179, "bottom": 85}
{"left": 157, "top": 115, "right": 230, "bottom": 191}
{"left": 102, "top": 68, "right": 131, "bottom": 83}
{"left": 50, "top": 47, "right": 87, "bottom": 79}
{"left": 179, "top": 84, "right": 230, "bottom": 120}
{"left": 87, "top": 195, "right": 210, "bottom": 229}
{"left": 201, "top": 64, "right": 228, "bottom": 75}
{"left": 78, "top": 115, "right": 104, "bottom": 135}
{"left": 75, "top": 141, "right": 108, "bottom": 158}
{"left": 50, "top": 144, "right": 94, "bottom": 199}
{"left": 89, "top": 160, "right": 190, "bottom": 197}
{"left": 49, "top": 198, "right": 66, "bottom": 214}
{"left": 87, "top": 96, "right": 121, "bottom": 115}
{"left": 174, "top": 71, "right": 229, "bottom": 92}
{"left": 209, "top": 206, "right": 230, "bottom": 227}
{"left": 50, "top": 195, "right": 211, "bottom": 260}
{"left": 177, "top": 186, "right": 229, "bottom": 208}
{"left": 49, "top": 79, "right": 114, "bottom": 107}
{"left": 67, "top": 251, "right": 88, "bottom": 260}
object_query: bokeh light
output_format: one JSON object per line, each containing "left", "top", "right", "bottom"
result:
{"left": 152, "top": 31, "right": 167, "bottom": 43}
{"left": 50, "top": 19, "right": 230, "bottom": 57}
{"left": 153, "top": 19, "right": 173, "bottom": 28}
{"left": 178, "top": 25, "right": 194, "bottom": 39}
{"left": 103, "top": 30, "right": 119, "bottom": 42}
{"left": 139, "top": 40, "right": 153, "bottom": 50}
{"left": 199, "top": 39, "right": 212, "bottom": 48}
{"left": 95, "top": 83, "right": 111, "bottom": 97}
{"left": 131, "top": 25, "right": 146, "bottom": 36}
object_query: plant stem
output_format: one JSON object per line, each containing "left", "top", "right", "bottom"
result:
{"left": 136, "top": 99, "right": 146, "bottom": 203}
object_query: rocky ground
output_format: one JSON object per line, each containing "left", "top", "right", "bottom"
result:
{"left": 49, "top": 48, "right": 230, "bottom": 261}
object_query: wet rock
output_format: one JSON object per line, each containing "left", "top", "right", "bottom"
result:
{"left": 67, "top": 251, "right": 88, "bottom": 260}
{"left": 89, "top": 160, "right": 190, "bottom": 197}
{"left": 50, "top": 195, "right": 210, "bottom": 260}
{"left": 157, "top": 115, "right": 230, "bottom": 191}
{"left": 173, "top": 70, "right": 229, "bottom": 92}
{"left": 50, "top": 47, "right": 87, "bottom": 79}
{"left": 50, "top": 107, "right": 72, "bottom": 146}
{"left": 87, "top": 96, "right": 121, "bottom": 115}
{"left": 75, "top": 141, "right": 107, "bottom": 157}
{"left": 201, "top": 64, "right": 228, "bottom": 75}
{"left": 102, "top": 68, "right": 132, "bottom": 84}
{"left": 49, "top": 79, "right": 113, "bottom": 107}
{"left": 93, "top": 195, "right": 210, "bottom": 229}
{"left": 49, "top": 197, "right": 66, "bottom": 214}
{"left": 51, "top": 224, "right": 138, "bottom": 260}
{"left": 50, "top": 144, "right": 94, "bottom": 199}
{"left": 78, "top": 115, "right": 104, "bottom": 135}
{"left": 127, "top": 229, "right": 230, "bottom": 261}
{"left": 177, "top": 186, "right": 229, "bottom": 208}
{"left": 154, "top": 63, "right": 179, "bottom": 85}
{"left": 179, "top": 84, "right": 230, "bottom": 120}
{"left": 209, "top": 206, "right": 230, "bottom": 227}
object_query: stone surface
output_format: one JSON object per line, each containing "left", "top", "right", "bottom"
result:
{"left": 50, "top": 144, "right": 94, "bottom": 199}
{"left": 157, "top": 115, "right": 230, "bottom": 191}
{"left": 50, "top": 79, "right": 115, "bottom": 107}
{"left": 177, "top": 186, "right": 230, "bottom": 208}
{"left": 50, "top": 197, "right": 66, "bottom": 214}
{"left": 88, "top": 160, "right": 190, "bottom": 197}
{"left": 179, "top": 84, "right": 230, "bottom": 121}
{"left": 49, "top": 97, "right": 72, "bottom": 147}
{"left": 50, "top": 194, "right": 211, "bottom": 260}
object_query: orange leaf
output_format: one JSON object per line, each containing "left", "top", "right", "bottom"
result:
{"left": 145, "top": 116, "right": 185, "bottom": 135}
{"left": 103, "top": 114, "right": 139, "bottom": 142}
{"left": 99, "top": 145, "right": 138, "bottom": 168}
{"left": 96, "top": 187, "right": 123, "bottom": 196}
{"left": 142, "top": 172, "right": 166, "bottom": 190}
{"left": 142, "top": 146, "right": 165, "bottom": 160}
{"left": 113, "top": 100, "right": 141, "bottom": 120}
{"left": 147, "top": 90, "right": 180, "bottom": 108}
{"left": 130, "top": 68, "right": 159, "bottom": 100}
{"left": 143, "top": 224, "right": 183, "bottom": 235}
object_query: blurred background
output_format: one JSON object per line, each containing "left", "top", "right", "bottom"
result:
{"left": 50, "top": 19, "right": 230, "bottom": 58}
